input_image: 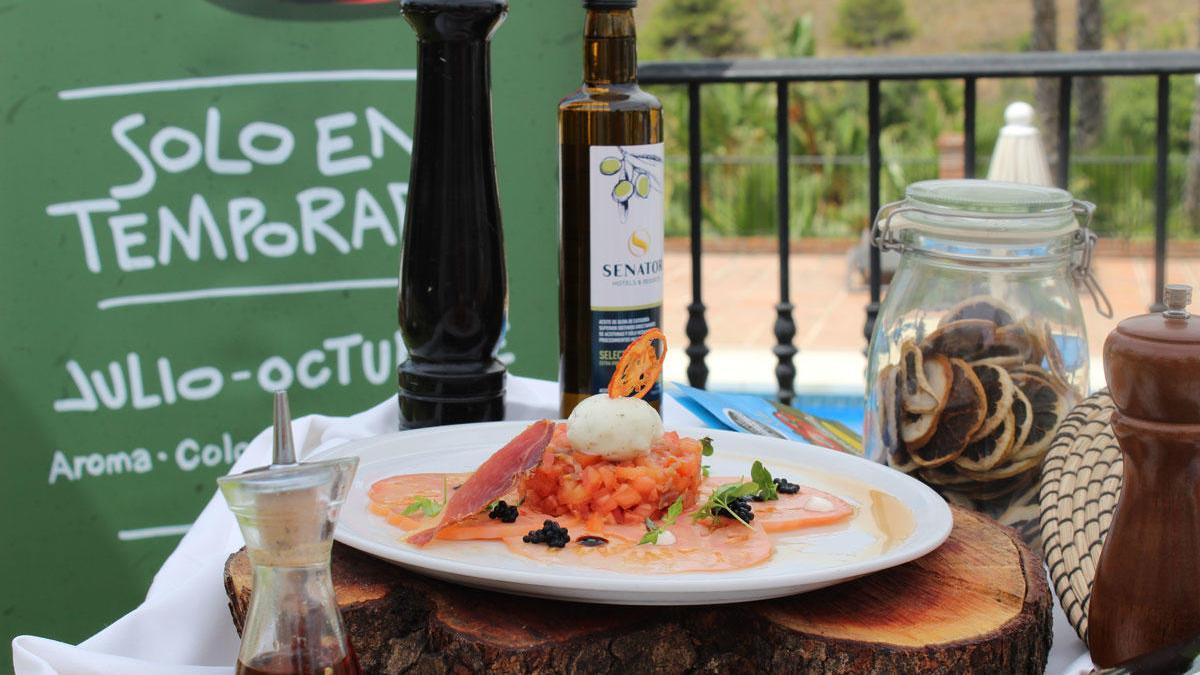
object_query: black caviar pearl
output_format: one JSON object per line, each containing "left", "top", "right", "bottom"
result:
{"left": 523, "top": 520, "right": 570, "bottom": 548}
{"left": 488, "top": 500, "right": 519, "bottom": 523}
{"left": 719, "top": 496, "right": 754, "bottom": 522}
{"left": 774, "top": 477, "right": 801, "bottom": 495}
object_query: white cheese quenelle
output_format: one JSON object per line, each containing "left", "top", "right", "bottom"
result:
{"left": 565, "top": 394, "right": 664, "bottom": 460}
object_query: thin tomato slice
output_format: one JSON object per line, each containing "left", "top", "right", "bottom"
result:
{"left": 608, "top": 328, "right": 667, "bottom": 399}
{"left": 753, "top": 487, "right": 854, "bottom": 532}
{"left": 701, "top": 477, "right": 854, "bottom": 533}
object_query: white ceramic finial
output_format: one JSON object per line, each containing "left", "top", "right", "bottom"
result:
{"left": 1004, "top": 101, "right": 1036, "bottom": 128}
{"left": 1164, "top": 284, "right": 1192, "bottom": 319}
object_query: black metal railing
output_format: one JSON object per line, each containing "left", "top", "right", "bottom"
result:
{"left": 640, "top": 50, "right": 1200, "bottom": 404}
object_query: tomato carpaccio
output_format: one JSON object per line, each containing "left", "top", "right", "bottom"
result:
{"left": 501, "top": 514, "right": 773, "bottom": 573}
{"left": 700, "top": 476, "right": 855, "bottom": 533}
{"left": 367, "top": 471, "right": 854, "bottom": 574}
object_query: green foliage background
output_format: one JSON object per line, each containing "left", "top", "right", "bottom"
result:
{"left": 640, "top": 4, "right": 1198, "bottom": 242}
{"left": 647, "top": 0, "right": 747, "bottom": 57}
{"left": 835, "top": 0, "right": 914, "bottom": 49}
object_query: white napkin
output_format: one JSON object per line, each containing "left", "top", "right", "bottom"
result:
{"left": 12, "top": 377, "right": 700, "bottom": 674}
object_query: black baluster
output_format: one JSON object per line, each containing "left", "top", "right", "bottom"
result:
{"left": 686, "top": 82, "right": 709, "bottom": 388}
{"left": 1152, "top": 73, "right": 1170, "bottom": 312}
{"left": 774, "top": 80, "right": 797, "bottom": 405}
{"left": 864, "top": 79, "right": 882, "bottom": 345}
{"left": 1057, "top": 76, "right": 1072, "bottom": 189}
{"left": 964, "top": 77, "right": 976, "bottom": 178}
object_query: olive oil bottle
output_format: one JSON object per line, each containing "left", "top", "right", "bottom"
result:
{"left": 559, "top": 0, "right": 664, "bottom": 417}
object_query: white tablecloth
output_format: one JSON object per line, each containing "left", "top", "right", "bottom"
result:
{"left": 12, "top": 376, "right": 1091, "bottom": 674}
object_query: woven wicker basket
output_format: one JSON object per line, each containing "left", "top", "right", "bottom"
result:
{"left": 1039, "top": 389, "right": 1123, "bottom": 644}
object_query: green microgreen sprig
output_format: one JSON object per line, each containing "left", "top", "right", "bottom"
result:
{"left": 692, "top": 480, "right": 759, "bottom": 528}
{"left": 700, "top": 436, "right": 714, "bottom": 478}
{"left": 638, "top": 494, "right": 686, "bottom": 545}
{"left": 403, "top": 476, "right": 448, "bottom": 518}
{"left": 750, "top": 460, "right": 778, "bottom": 501}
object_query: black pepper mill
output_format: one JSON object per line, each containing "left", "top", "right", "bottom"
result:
{"left": 397, "top": 0, "right": 508, "bottom": 428}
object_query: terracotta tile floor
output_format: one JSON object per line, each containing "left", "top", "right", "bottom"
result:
{"left": 661, "top": 248, "right": 1183, "bottom": 395}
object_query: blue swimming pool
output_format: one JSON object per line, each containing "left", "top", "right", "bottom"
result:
{"left": 790, "top": 393, "right": 867, "bottom": 432}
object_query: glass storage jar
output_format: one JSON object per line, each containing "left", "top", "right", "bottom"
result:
{"left": 864, "top": 179, "right": 1109, "bottom": 543}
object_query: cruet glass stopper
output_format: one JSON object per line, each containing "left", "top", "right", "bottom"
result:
{"left": 218, "top": 392, "right": 361, "bottom": 674}
{"left": 271, "top": 390, "right": 297, "bottom": 468}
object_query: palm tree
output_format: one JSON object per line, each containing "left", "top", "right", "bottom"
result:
{"left": 1032, "top": 0, "right": 1060, "bottom": 180}
{"left": 1185, "top": 11, "right": 1200, "bottom": 232}
{"left": 1075, "top": 0, "right": 1105, "bottom": 151}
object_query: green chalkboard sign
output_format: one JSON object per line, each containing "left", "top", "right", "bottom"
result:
{"left": 0, "top": 0, "right": 576, "bottom": 650}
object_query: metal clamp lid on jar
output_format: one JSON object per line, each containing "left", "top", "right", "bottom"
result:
{"left": 872, "top": 181, "right": 1112, "bottom": 319}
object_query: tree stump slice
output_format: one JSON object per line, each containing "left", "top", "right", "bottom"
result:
{"left": 225, "top": 506, "right": 1051, "bottom": 674}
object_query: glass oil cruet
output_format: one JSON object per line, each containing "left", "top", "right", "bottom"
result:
{"left": 218, "top": 392, "right": 361, "bottom": 675}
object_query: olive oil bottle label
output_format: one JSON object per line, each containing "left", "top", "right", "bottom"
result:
{"left": 588, "top": 143, "right": 665, "bottom": 397}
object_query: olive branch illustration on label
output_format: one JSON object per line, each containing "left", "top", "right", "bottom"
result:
{"left": 599, "top": 147, "right": 663, "bottom": 222}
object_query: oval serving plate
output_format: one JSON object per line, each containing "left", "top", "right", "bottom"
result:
{"left": 308, "top": 421, "right": 952, "bottom": 606}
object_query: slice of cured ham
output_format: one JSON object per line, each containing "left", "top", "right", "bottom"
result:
{"left": 408, "top": 420, "right": 555, "bottom": 546}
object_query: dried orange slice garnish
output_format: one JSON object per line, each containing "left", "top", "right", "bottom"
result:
{"left": 608, "top": 328, "right": 667, "bottom": 399}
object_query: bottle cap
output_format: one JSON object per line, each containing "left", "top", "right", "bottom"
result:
{"left": 584, "top": 0, "right": 636, "bottom": 8}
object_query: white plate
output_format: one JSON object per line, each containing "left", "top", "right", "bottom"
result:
{"left": 309, "top": 421, "right": 952, "bottom": 606}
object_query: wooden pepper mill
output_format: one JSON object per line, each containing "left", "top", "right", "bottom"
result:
{"left": 1089, "top": 284, "right": 1200, "bottom": 667}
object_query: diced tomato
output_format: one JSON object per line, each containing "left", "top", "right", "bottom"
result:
{"left": 632, "top": 475, "right": 658, "bottom": 497}
{"left": 519, "top": 426, "right": 703, "bottom": 526}
{"left": 563, "top": 483, "right": 588, "bottom": 506}
{"left": 615, "top": 466, "right": 642, "bottom": 481}
{"left": 575, "top": 452, "right": 603, "bottom": 468}
{"left": 613, "top": 484, "right": 641, "bottom": 509}
{"left": 594, "top": 494, "right": 618, "bottom": 514}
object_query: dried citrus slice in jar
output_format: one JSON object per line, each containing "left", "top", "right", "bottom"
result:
{"left": 607, "top": 328, "right": 667, "bottom": 399}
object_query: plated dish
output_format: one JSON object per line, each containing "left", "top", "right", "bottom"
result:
{"left": 312, "top": 422, "right": 951, "bottom": 605}
{"left": 310, "top": 331, "right": 952, "bottom": 604}
{"left": 370, "top": 417, "right": 857, "bottom": 574}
